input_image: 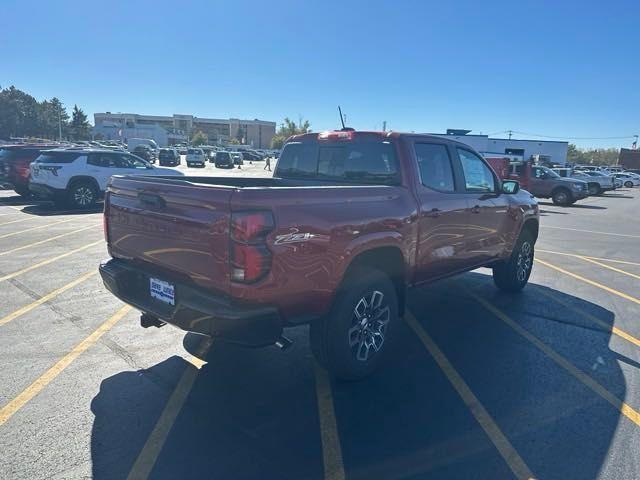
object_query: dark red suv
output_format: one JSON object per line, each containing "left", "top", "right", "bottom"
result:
{"left": 0, "top": 144, "right": 61, "bottom": 196}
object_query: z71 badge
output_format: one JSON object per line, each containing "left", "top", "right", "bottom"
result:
{"left": 274, "top": 229, "right": 316, "bottom": 245}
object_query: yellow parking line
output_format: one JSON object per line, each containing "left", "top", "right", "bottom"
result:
{"left": 535, "top": 259, "right": 640, "bottom": 306}
{"left": 0, "top": 240, "right": 103, "bottom": 282}
{"left": 406, "top": 312, "right": 536, "bottom": 480}
{"left": 0, "top": 305, "right": 131, "bottom": 427}
{"left": 0, "top": 217, "right": 34, "bottom": 226}
{"left": 126, "top": 337, "right": 212, "bottom": 480}
{"left": 0, "top": 217, "right": 76, "bottom": 239}
{"left": 537, "top": 249, "right": 640, "bottom": 267}
{"left": 468, "top": 293, "right": 640, "bottom": 427}
{"left": 0, "top": 223, "right": 100, "bottom": 256}
{"left": 536, "top": 289, "right": 640, "bottom": 349}
{"left": 0, "top": 270, "right": 97, "bottom": 327}
{"left": 540, "top": 225, "right": 640, "bottom": 239}
{"left": 575, "top": 256, "right": 640, "bottom": 281}
{"left": 314, "top": 362, "right": 346, "bottom": 480}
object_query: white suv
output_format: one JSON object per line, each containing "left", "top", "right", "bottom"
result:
{"left": 29, "top": 149, "right": 183, "bottom": 208}
{"left": 185, "top": 148, "right": 206, "bottom": 167}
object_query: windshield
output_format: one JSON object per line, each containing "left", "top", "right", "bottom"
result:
{"left": 542, "top": 166, "right": 560, "bottom": 178}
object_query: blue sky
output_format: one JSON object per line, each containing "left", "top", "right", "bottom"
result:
{"left": 1, "top": 0, "right": 638, "bottom": 148}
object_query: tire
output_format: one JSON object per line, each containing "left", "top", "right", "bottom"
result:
{"left": 624, "top": 181, "right": 633, "bottom": 188}
{"left": 310, "top": 267, "right": 399, "bottom": 380}
{"left": 587, "top": 183, "right": 599, "bottom": 196}
{"left": 551, "top": 188, "right": 572, "bottom": 206}
{"left": 67, "top": 181, "right": 97, "bottom": 209}
{"left": 493, "top": 230, "right": 535, "bottom": 293}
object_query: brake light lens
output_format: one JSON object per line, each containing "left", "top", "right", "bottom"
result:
{"left": 230, "top": 211, "right": 274, "bottom": 283}
{"left": 231, "top": 211, "right": 274, "bottom": 243}
{"left": 103, "top": 193, "right": 110, "bottom": 243}
{"left": 318, "top": 130, "right": 353, "bottom": 141}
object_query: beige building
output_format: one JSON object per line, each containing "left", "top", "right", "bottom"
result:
{"left": 94, "top": 112, "right": 276, "bottom": 148}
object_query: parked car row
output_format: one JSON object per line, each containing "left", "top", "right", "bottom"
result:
{"left": 29, "top": 147, "right": 183, "bottom": 208}
{"left": 483, "top": 155, "right": 638, "bottom": 206}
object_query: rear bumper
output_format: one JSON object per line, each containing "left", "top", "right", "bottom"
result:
{"left": 99, "top": 258, "right": 283, "bottom": 347}
{"left": 29, "top": 182, "right": 64, "bottom": 199}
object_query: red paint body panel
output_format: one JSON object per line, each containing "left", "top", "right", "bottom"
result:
{"left": 104, "top": 132, "right": 539, "bottom": 328}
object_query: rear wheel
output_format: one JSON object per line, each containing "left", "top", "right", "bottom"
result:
{"left": 67, "top": 181, "right": 97, "bottom": 209}
{"left": 624, "top": 181, "right": 633, "bottom": 188}
{"left": 493, "top": 230, "right": 534, "bottom": 293}
{"left": 310, "top": 267, "right": 398, "bottom": 380}
{"left": 551, "top": 188, "right": 572, "bottom": 206}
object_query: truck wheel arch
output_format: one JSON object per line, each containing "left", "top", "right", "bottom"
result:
{"left": 521, "top": 218, "right": 539, "bottom": 243}
{"left": 338, "top": 245, "right": 407, "bottom": 317}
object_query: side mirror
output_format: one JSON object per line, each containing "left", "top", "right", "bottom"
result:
{"left": 502, "top": 180, "right": 520, "bottom": 194}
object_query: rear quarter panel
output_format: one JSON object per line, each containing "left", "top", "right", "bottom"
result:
{"left": 229, "top": 185, "right": 418, "bottom": 323}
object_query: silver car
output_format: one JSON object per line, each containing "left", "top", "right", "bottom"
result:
{"left": 570, "top": 171, "right": 616, "bottom": 195}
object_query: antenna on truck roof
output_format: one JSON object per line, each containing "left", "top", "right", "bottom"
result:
{"left": 337, "top": 105, "right": 354, "bottom": 132}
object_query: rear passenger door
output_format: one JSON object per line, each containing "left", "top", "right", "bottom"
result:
{"left": 86, "top": 153, "right": 119, "bottom": 191}
{"left": 455, "top": 148, "right": 510, "bottom": 264}
{"left": 412, "top": 141, "right": 471, "bottom": 283}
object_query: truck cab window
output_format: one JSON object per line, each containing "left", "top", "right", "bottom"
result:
{"left": 414, "top": 143, "right": 455, "bottom": 192}
{"left": 457, "top": 148, "right": 496, "bottom": 192}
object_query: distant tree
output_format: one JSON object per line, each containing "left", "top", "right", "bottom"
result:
{"left": 279, "top": 117, "right": 311, "bottom": 137}
{"left": 270, "top": 135, "right": 286, "bottom": 149}
{"left": 38, "top": 97, "right": 69, "bottom": 139}
{"left": 70, "top": 104, "right": 91, "bottom": 140}
{"left": 566, "top": 143, "right": 619, "bottom": 166}
{"left": 191, "top": 130, "right": 208, "bottom": 146}
{"left": 229, "top": 137, "right": 240, "bottom": 145}
{"left": 0, "top": 86, "right": 40, "bottom": 139}
{"left": 271, "top": 116, "right": 311, "bottom": 149}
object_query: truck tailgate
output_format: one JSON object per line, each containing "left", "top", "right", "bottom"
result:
{"left": 106, "top": 176, "right": 233, "bottom": 295}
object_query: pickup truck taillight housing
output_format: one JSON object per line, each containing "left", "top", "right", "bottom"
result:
{"left": 230, "top": 211, "right": 274, "bottom": 283}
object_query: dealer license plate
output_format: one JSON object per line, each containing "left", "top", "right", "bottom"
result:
{"left": 150, "top": 277, "right": 175, "bottom": 306}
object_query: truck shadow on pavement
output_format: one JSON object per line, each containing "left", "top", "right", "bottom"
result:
{"left": 90, "top": 272, "right": 624, "bottom": 480}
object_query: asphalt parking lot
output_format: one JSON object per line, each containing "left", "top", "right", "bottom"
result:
{"left": 0, "top": 182, "right": 639, "bottom": 480}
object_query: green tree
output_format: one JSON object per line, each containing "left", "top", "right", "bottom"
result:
{"left": 270, "top": 135, "right": 286, "bottom": 149}
{"left": 191, "top": 130, "right": 208, "bottom": 146}
{"left": 70, "top": 104, "right": 91, "bottom": 140}
{"left": 566, "top": 143, "right": 620, "bottom": 166}
{"left": 0, "top": 86, "right": 40, "bottom": 139}
{"left": 271, "top": 116, "right": 311, "bottom": 149}
{"left": 229, "top": 137, "right": 240, "bottom": 145}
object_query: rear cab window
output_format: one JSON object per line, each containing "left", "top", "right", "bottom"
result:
{"left": 276, "top": 140, "right": 400, "bottom": 185}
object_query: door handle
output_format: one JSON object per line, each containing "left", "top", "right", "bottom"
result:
{"left": 425, "top": 208, "right": 441, "bottom": 218}
{"left": 471, "top": 205, "right": 481, "bottom": 214}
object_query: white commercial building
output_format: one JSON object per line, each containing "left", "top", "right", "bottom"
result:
{"left": 432, "top": 131, "right": 569, "bottom": 165}
{"left": 93, "top": 112, "right": 276, "bottom": 148}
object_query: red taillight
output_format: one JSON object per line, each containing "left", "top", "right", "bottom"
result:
{"left": 230, "top": 211, "right": 274, "bottom": 283}
{"left": 103, "top": 194, "right": 110, "bottom": 243}
{"left": 231, "top": 211, "right": 274, "bottom": 243}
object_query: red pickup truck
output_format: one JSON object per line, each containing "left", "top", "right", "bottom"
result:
{"left": 100, "top": 130, "right": 539, "bottom": 379}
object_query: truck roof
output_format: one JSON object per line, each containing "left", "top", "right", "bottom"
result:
{"left": 287, "top": 130, "right": 470, "bottom": 146}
